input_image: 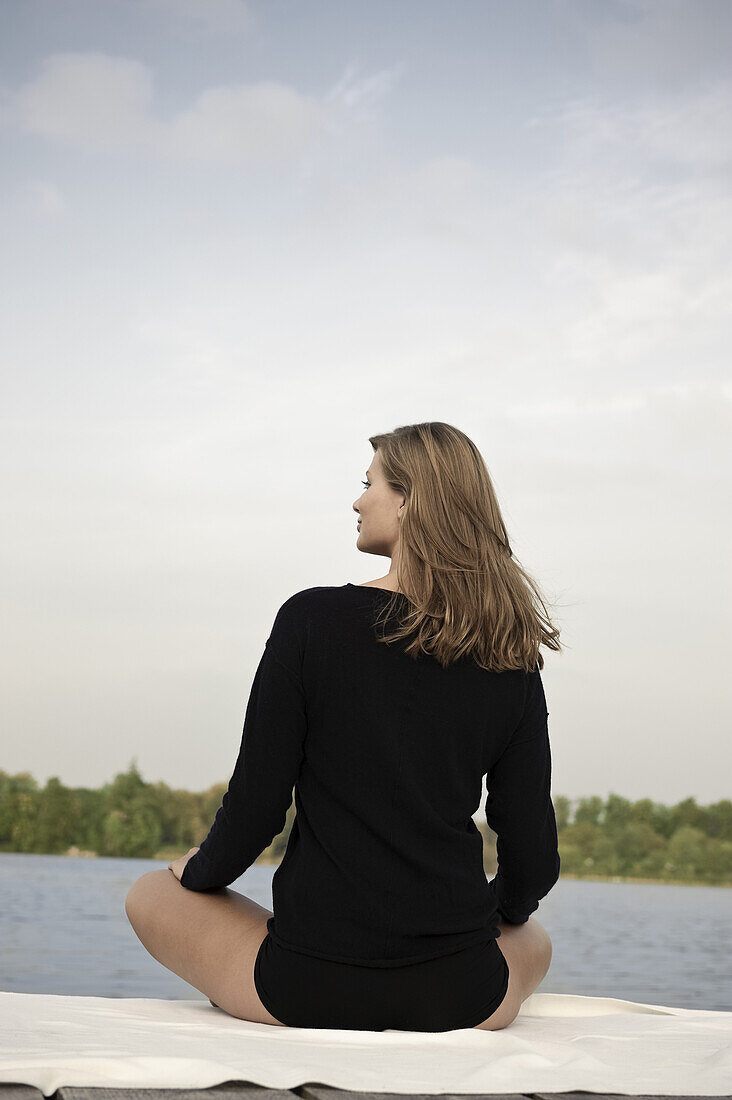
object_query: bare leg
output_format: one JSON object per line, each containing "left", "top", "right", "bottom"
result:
{"left": 473, "top": 915, "right": 553, "bottom": 1030}
{"left": 125, "top": 868, "right": 285, "bottom": 1025}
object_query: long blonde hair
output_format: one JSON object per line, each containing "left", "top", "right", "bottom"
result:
{"left": 367, "top": 422, "right": 563, "bottom": 671}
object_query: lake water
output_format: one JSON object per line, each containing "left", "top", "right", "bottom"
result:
{"left": 2, "top": 852, "right": 730, "bottom": 1010}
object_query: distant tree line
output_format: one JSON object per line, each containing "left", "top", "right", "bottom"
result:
{"left": 0, "top": 763, "right": 730, "bottom": 886}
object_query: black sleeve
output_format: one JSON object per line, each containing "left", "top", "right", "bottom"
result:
{"left": 179, "top": 598, "right": 308, "bottom": 892}
{"left": 484, "top": 666, "right": 560, "bottom": 925}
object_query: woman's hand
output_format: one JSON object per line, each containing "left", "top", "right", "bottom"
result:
{"left": 168, "top": 847, "right": 200, "bottom": 882}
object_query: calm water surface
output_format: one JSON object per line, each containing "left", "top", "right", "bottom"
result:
{"left": 2, "top": 852, "right": 730, "bottom": 1010}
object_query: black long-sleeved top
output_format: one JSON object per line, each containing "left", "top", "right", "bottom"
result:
{"left": 180, "top": 584, "right": 560, "bottom": 965}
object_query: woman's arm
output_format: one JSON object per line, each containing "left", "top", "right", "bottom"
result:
{"left": 484, "top": 668, "right": 560, "bottom": 924}
{"left": 179, "top": 603, "right": 308, "bottom": 892}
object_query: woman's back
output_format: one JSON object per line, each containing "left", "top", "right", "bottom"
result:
{"left": 181, "top": 584, "right": 561, "bottom": 966}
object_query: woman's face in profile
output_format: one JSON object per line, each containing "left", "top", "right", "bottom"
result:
{"left": 352, "top": 451, "right": 404, "bottom": 556}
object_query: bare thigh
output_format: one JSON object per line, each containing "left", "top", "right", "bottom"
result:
{"left": 472, "top": 916, "right": 553, "bottom": 1030}
{"left": 125, "top": 869, "right": 286, "bottom": 1026}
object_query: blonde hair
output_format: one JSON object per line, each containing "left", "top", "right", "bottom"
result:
{"left": 367, "top": 422, "right": 563, "bottom": 671}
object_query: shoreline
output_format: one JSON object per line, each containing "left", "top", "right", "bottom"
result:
{"left": 556, "top": 870, "right": 732, "bottom": 888}
{"left": 18, "top": 849, "right": 727, "bottom": 888}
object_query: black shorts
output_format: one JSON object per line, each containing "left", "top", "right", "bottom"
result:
{"left": 254, "top": 933, "right": 510, "bottom": 1032}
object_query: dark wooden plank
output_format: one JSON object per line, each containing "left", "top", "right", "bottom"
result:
{"left": 0, "top": 1088, "right": 46, "bottom": 1100}
{"left": 0, "top": 1086, "right": 721, "bottom": 1100}
{"left": 299, "top": 1090, "right": 532, "bottom": 1100}
{"left": 57, "top": 1089, "right": 299, "bottom": 1100}
{"left": 532, "top": 1094, "right": 732, "bottom": 1100}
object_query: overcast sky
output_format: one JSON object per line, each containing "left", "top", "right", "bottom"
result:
{"left": 1, "top": 0, "right": 730, "bottom": 808}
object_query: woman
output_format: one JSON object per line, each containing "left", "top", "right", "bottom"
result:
{"left": 125, "top": 421, "right": 562, "bottom": 1032}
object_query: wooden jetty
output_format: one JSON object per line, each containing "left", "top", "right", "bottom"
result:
{"left": 2, "top": 1083, "right": 728, "bottom": 1100}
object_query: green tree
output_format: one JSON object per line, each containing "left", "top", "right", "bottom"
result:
{"left": 604, "top": 793, "right": 632, "bottom": 834}
{"left": 0, "top": 771, "right": 39, "bottom": 850}
{"left": 98, "top": 761, "right": 163, "bottom": 859}
{"left": 560, "top": 821, "right": 601, "bottom": 858}
{"left": 11, "top": 789, "right": 39, "bottom": 852}
{"left": 670, "top": 798, "right": 707, "bottom": 834}
{"left": 667, "top": 825, "right": 708, "bottom": 881}
{"left": 149, "top": 780, "right": 205, "bottom": 850}
{"left": 35, "top": 777, "right": 82, "bottom": 854}
{"left": 707, "top": 800, "right": 732, "bottom": 841}
{"left": 705, "top": 839, "right": 732, "bottom": 879}
{"left": 614, "top": 822, "right": 665, "bottom": 874}
{"left": 574, "top": 796, "right": 604, "bottom": 826}
{"left": 589, "top": 833, "right": 620, "bottom": 875}
{"left": 629, "top": 798, "right": 657, "bottom": 829}
{"left": 102, "top": 803, "right": 162, "bottom": 858}
{"left": 74, "top": 788, "right": 107, "bottom": 852}
{"left": 629, "top": 798, "right": 673, "bottom": 839}
{"left": 554, "top": 795, "right": 571, "bottom": 832}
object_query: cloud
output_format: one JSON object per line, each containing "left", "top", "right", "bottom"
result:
{"left": 163, "top": 81, "right": 325, "bottom": 164}
{"left": 14, "top": 52, "right": 156, "bottom": 147}
{"left": 5, "top": 51, "right": 391, "bottom": 165}
{"left": 529, "top": 79, "right": 732, "bottom": 172}
{"left": 634, "top": 82, "right": 732, "bottom": 168}
{"left": 325, "top": 61, "right": 406, "bottom": 123}
{"left": 516, "top": 79, "right": 732, "bottom": 332}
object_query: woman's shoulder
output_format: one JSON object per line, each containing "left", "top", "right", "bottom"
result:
{"left": 267, "top": 585, "right": 363, "bottom": 653}
{"left": 271, "top": 584, "right": 354, "bottom": 625}
{"left": 277, "top": 583, "right": 349, "bottom": 609}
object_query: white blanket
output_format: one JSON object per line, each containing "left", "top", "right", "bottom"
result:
{"left": 1, "top": 990, "right": 731, "bottom": 1097}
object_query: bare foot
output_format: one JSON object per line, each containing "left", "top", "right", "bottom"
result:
{"left": 209, "top": 998, "right": 219, "bottom": 1009}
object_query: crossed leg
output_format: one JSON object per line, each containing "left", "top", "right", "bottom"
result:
{"left": 124, "top": 868, "right": 285, "bottom": 1026}
{"left": 125, "top": 868, "right": 552, "bottom": 1033}
{"left": 473, "top": 916, "right": 553, "bottom": 1030}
